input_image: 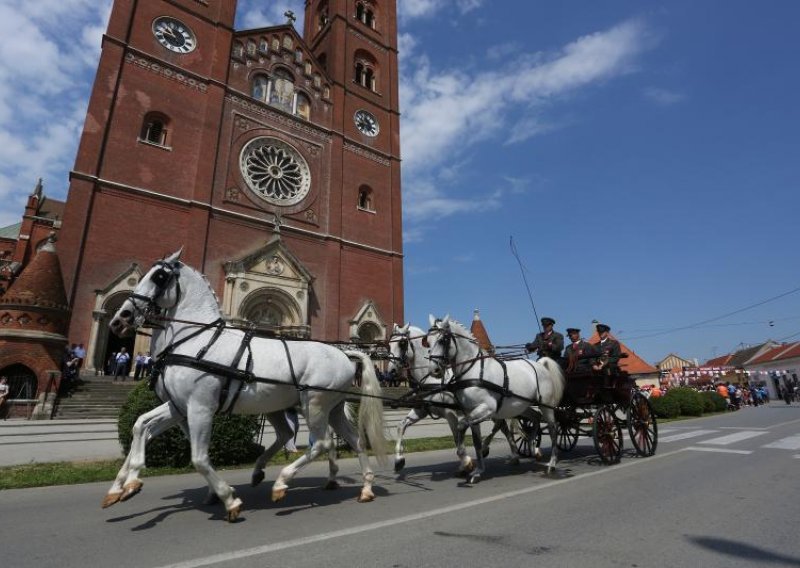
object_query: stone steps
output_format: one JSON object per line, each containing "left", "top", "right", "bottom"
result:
{"left": 53, "top": 377, "right": 138, "bottom": 420}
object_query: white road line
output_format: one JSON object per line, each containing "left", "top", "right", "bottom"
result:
{"left": 686, "top": 447, "right": 752, "bottom": 455}
{"left": 763, "top": 435, "right": 800, "bottom": 451}
{"left": 699, "top": 431, "right": 768, "bottom": 446}
{"left": 659, "top": 429, "right": 717, "bottom": 443}
{"left": 718, "top": 426, "right": 769, "bottom": 431}
{"left": 150, "top": 448, "right": 691, "bottom": 568}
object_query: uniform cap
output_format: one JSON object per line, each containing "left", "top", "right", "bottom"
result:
{"left": 596, "top": 323, "right": 611, "bottom": 333}
{"left": 541, "top": 317, "right": 556, "bottom": 326}
{"left": 566, "top": 328, "right": 580, "bottom": 334}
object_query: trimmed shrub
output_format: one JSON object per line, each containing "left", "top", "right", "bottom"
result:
{"left": 701, "top": 391, "right": 728, "bottom": 412}
{"left": 650, "top": 395, "right": 680, "bottom": 419}
{"left": 118, "top": 381, "right": 264, "bottom": 468}
{"left": 664, "top": 387, "right": 704, "bottom": 416}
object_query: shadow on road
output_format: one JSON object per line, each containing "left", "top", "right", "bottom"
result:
{"left": 688, "top": 535, "right": 800, "bottom": 566}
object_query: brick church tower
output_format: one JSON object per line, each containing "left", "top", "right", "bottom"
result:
{"left": 59, "top": 0, "right": 403, "bottom": 373}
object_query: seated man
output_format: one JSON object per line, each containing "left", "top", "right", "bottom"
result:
{"left": 563, "top": 328, "right": 595, "bottom": 374}
{"left": 592, "top": 323, "right": 621, "bottom": 375}
{"left": 525, "top": 317, "right": 564, "bottom": 361}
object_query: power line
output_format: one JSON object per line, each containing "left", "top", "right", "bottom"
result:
{"left": 623, "top": 285, "right": 800, "bottom": 341}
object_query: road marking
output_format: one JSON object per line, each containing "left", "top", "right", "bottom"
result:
{"left": 763, "top": 435, "right": 800, "bottom": 450}
{"left": 699, "top": 431, "right": 767, "bottom": 445}
{"left": 718, "top": 426, "right": 769, "bottom": 430}
{"left": 686, "top": 447, "right": 752, "bottom": 455}
{"left": 150, "top": 448, "right": 691, "bottom": 568}
{"left": 659, "top": 429, "right": 717, "bottom": 443}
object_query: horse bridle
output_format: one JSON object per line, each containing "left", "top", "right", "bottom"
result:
{"left": 429, "top": 326, "right": 480, "bottom": 379}
{"left": 127, "top": 260, "right": 182, "bottom": 325}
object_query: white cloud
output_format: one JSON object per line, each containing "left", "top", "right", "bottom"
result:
{"left": 399, "top": 0, "right": 485, "bottom": 20}
{"left": 399, "top": 18, "right": 654, "bottom": 225}
{"left": 237, "top": 0, "right": 305, "bottom": 30}
{"left": 643, "top": 86, "right": 686, "bottom": 106}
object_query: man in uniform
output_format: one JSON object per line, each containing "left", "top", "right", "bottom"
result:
{"left": 563, "top": 328, "right": 595, "bottom": 374}
{"left": 525, "top": 317, "right": 564, "bottom": 361}
{"left": 592, "top": 323, "right": 621, "bottom": 373}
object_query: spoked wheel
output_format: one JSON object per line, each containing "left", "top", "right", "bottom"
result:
{"left": 592, "top": 405, "right": 623, "bottom": 464}
{"left": 513, "top": 417, "right": 542, "bottom": 458}
{"left": 556, "top": 407, "right": 580, "bottom": 452}
{"left": 627, "top": 393, "right": 658, "bottom": 457}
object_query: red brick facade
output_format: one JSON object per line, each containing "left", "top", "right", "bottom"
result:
{"left": 59, "top": 0, "right": 403, "bottom": 372}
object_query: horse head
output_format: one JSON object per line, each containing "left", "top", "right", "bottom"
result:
{"left": 388, "top": 323, "right": 430, "bottom": 383}
{"left": 109, "top": 249, "right": 184, "bottom": 337}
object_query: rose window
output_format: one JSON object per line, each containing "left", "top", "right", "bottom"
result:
{"left": 240, "top": 137, "right": 311, "bottom": 206}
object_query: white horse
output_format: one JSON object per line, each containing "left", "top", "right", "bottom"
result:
{"left": 388, "top": 323, "right": 524, "bottom": 474}
{"left": 427, "top": 315, "right": 565, "bottom": 483}
{"left": 105, "top": 250, "right": 387, "bottom": 521}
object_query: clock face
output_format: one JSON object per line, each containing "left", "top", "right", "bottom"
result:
{"left": 152, "top": 17, "right": 196, "bottom": 54}
{"left": 354, "top": 110, "right": 379, "bottom": 137}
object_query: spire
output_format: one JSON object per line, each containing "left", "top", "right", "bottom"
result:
{"left": 470, "top": 308, "right": 494, "bottom": 354}
{"left": 31, "top": 177, "right": 43, "bottom": 198}
{"left": 1, "top": 235, "right": 69, "bottom": 310}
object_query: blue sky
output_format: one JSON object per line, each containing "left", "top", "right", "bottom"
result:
{"left": 1, "top": 1, "right": 799, "bottom": 364}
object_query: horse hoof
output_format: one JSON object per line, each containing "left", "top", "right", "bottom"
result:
{"left": 101, "top": 491, "right": 122, "bottom": 509}
{"left": 394, "top": 457, "right": 405, "bottom": 473}
{"left": 506, "top": 457, "right": 520, "bottom": 466}
{"left": 464, "top": 458, "right": 476, "bottom": 473}
{"left": 203, "top": 492, "right": 220, "bottom": 506}
{"left": 119, "top": 480, "right": 143, "bottom": 502}
{"left": 226, "top": 498, "right": 243, "bottom": 522}
{"left": 357, "top": 489, "right": 375, "bottom": 503}
{"left": 534, "top": 449, "right": 543, "bottom": 461}
{"left": 324, "top": 480, "right": 340, "bottom": 491}
{"left": 251, "top": 470, "right": 265, "bottom": 487}
{"left": 271, "top": 487, "right": 287, "bottom": 502}
{"left": 467, "top": 475, "right": 481, "bottom": 485}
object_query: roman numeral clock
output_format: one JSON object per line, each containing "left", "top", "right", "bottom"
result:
{"left": 152, "top": 16, "right": 197, "bottom": 54}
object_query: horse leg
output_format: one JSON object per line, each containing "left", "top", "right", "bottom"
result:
{"left": 468, "top": 423, "right": 486, "bottom": 484}
{"left": 541, "top": 407, "right": 559, "bottom": 475}
{"left": 186, "top": 406, "right": 242, "bottom": 522}
{"left": 251, "top": 411, "right": 294, "bottom": 487}
{"left": 456, "top": 404, "right": 495, "bottom": 484}
{"left": 394, "top": 407, "right": 425, "bottom": 473}
{"left": 497, "top": 420, "right": 521, "bottom": 466}
{"left": 445, "top": 410, "right": 473, "bottom": 475}
{"left": 272, "top": 395, "right": 330, "bottom": 503}
{"left": 102, "top": 402, "right": 181, "bottom": 508}
{"left": 481, "top": 419, "right": 505, "bottom": 459}
{"left": 330, "top": 401, "right": 381, "bottom": 500}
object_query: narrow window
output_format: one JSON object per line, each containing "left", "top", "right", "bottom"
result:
{"left": 295, "top": 93, "right": 311, "bottom": 120}
{"left": 270, "top": 68, "right": 295, "bottom": 112}
{"left": 358, "top": 186, "right": 374, "bottom": 211}
{"left": 140, "top": 112, "right": 169, "bottom": 147}
{"left": 355, "top": 62, "right": 365, "bottom": 86}
{"left": 251, "top": 75, "right": 269, "bottom": 102}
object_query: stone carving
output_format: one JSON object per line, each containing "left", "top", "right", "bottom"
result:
{"left": 344, "top": 141, "right": 391, "bottom": 166}
{"left": 266, "top": 255, "right": 285, "bottom": 275}
{"left": 125, "top": 52, "right": 208, "bottom": 92}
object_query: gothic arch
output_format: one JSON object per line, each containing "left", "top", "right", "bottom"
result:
{"left": 239, "top": 287, "right": 302, "bottom": 329}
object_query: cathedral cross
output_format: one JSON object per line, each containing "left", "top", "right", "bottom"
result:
{"left": 284, "top": 10, "right": 297, "bottom": 25}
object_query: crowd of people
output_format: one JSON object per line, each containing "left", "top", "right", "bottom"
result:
{"left": 635, "top": 382, "right": 772, "bottom": 409}
{"left": 105, "top": 348, "right": 152, "bottom": 381}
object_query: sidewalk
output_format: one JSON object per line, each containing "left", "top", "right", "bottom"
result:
{"left": 0, "top": 410, "right": 453, "bottom": 467}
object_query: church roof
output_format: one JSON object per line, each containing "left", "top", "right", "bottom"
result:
{"left": 469, "top": 309, "right": 494, "bottom": 353}
{"left": 0, "top": 222, "right": 21, "bottom": 240}
{"left": 0, "top": 237, "right": 69, "bottom": 311}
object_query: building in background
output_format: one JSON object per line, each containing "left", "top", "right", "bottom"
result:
{"left": 57, "top": 0, "right": 404, "bottom": 373}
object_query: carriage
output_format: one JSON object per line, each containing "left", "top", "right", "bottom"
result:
{"left": 511, "top": 363, "right": 659, "bottom": 465}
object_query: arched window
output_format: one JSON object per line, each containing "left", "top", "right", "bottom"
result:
{"left": 269, "top": 68, "right": 295, "bottom": 112}
{"left": 356, "top": 1, "right": 376, "bottom": 29}
{"left": 259, "top": 38, "right": 268, "bottom": 52}
{"left": 251, "top": 74, "right": 270, "bottom": 102}
{"left": 233, "top": 42, "right": 245, "bottom": 58}
{"left": 247, "top": 41, "right": 256, "bottom": 56}
{"left": 358, "top": 185, "right": 375, "bottom": 211}
{"left": 139, "top": 112, "right": 169, "bottom": 147}
{"left": 318, "top": 53, "right": 327, "bottom": 73}
{"left": 0, "top": 364, "right": 38, "bottom": 400}
{"left": 295, "top": 93, "right": 311, "bottom": 121}
{"left": 295, "top": 48, "right": 303, "bottom": 63}
{"left": 358, "top": 322, "right": 382, "bottom": 343}
{"left": 354, "top": 50, "right": 378, "bottom": 92}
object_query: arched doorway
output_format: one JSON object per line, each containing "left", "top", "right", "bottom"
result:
{"left": 0, "top": 363, "right": 38, "bottom": 400}
{"left": 357, "top": 322, "right": 382, "bottom": 343}
{"left": 240, "top": 288, "right": 304, "bottom": 336}
{"left": 97, "top": 293, "right": 136, "bottom": 375}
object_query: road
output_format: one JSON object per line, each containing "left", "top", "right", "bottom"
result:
{"left": 2, "top": 404, "right": 799, "bottom": 568}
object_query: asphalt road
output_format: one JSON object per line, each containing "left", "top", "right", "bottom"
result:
{"left": 3, "top": 404, "right": 800, "bottom": 568}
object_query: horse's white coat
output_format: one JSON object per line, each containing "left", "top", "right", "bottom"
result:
{"left": 105, "top": 251, "right": 386, "bottom": 520}
{"left": 427, "top": 315, "right": 566, "bottom": 481}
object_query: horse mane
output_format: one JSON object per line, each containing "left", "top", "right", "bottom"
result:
{"left": 179, "top": 262, "right": 222, "bottom": 307}
{"left": 447, "top": 319, "right": 477, "bottom": 343}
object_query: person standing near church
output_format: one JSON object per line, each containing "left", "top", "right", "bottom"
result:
{"left": 114, "top": 347, "right": 131, "bottom": 381}
{"left": 0, "top": 376, "right": 9, "bottom": 419}
{"left": 525, "top": 317, "right": 564, "bottom": 361}
{"left": 133, "top": 352, "right": 147, "bottom": 381}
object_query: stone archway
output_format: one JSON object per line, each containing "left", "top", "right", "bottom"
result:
{"left": 357, "top": 322, "right": 382, "bottom": 343}
{"left": 239, "top": 287, "right": 306, "bottom": 336}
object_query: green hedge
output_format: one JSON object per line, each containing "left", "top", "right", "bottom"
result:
{"left": 650, "top": 396, "right": 680, "bottom": 419}
{"left": 118, "top": 382, "right": 264, "bottom": 468}
{"left": 663, "top": 387, "right": 705, "bottom": 416}
{"left": 701, "top": 391, "right": 728, "bottom": 412}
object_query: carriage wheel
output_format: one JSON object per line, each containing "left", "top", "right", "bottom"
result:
{"left": 592, "top": 405, "right": 622, "bottom": 464}
{"left": 556, "top": 407, "right": 580, "bottom": 452}
{"left": 627, "top": 393, "right": 658, "bottom": 457}
{"left": 513, "top": 417, "right": 542, "bottom": 458}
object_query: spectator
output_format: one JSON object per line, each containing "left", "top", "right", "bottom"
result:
{"left": 114, "top": 347, "right": 131, "bottom": 381}
{"left": 73, "top": 343, "right": 86, "bottom": 370}
{"left": 0, "top": 376, "right": 9, "bottom": 419}
{"left": 716, "top": 382, "right": 729, "bottom": 407}
{"left": 649, "top": 385, "right": 661, "bottom": 399}
{"left": 133, "top": 352, "right": 147, "bottom": 381}
{"left": 143, "top": 353, "right": 153, "bottom": 376}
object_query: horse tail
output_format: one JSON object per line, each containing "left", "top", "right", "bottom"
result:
{"left": 539, "top": 357, "right": 566, "bottom": 406}
{"left": 346, "top": 351, "right": 388, "bottom": 465}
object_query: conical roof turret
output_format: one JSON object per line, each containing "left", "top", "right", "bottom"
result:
{"left": 0, "top": 234, "right": 69, "bottom": 311}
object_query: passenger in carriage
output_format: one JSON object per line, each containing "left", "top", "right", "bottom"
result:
{"left": 563, "top": 328, "right": 595, "bottom": 374}
{"left": 591, "top": 323, "right": 621, "bottom": 374}
{"left": 525, "top": 317, "right": 564, "bottom": 361}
